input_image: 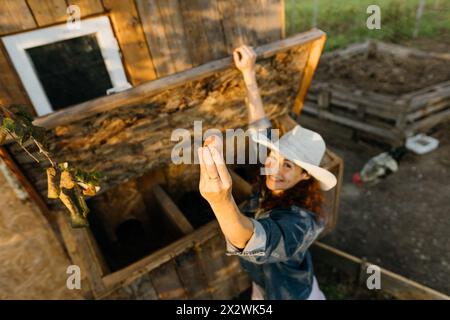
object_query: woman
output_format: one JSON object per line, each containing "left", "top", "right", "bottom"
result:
{"left": 197, "top": 45, "right": 337, "bottom": 300}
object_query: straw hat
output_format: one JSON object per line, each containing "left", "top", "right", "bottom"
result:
{"left": 251, "top": 125, "right": 337, "bottom": 191}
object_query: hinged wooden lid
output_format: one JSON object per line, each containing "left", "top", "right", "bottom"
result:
{"left": 5, "top": 29, "right": 327, "bottom": 203}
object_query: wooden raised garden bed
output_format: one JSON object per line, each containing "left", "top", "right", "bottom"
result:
{"left": 304, "top": 41, "right": 450, "bottom": 146}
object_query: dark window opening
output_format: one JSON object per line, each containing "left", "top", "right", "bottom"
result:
{"left": 26, "top": 34, "right": 113, "bottom": 111}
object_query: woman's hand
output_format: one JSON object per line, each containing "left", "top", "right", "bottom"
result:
{"left": 233, "top": 45, "right": 256, "bottom": 75}
{"left": 198, "top": 135, "right": 233, "bottom": 205}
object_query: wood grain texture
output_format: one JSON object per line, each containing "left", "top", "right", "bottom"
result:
{"left": 27, "top": 0, "right": 68, "bottom": 26}
{"left": 137, "top": 0, "right": 193, "bottom": 77}
{"left": 149, "top": 260, "right": 188, "bottom": 300}
{"left": 0, "top": 0, "right": 36, "bottom": 35}
{"left": 102, "top": 0, "right": 157, "bottom": 85}
{"left": 0, "top": 44, "right": 33, "bottom": 114}
{"left": 217, "top": 0, "right": 283, "bottom": 53}
{"left": 175, "top": 249, "right": 213, "bottom": 299}
{"left": 67, "top": 0, "right": 104, "bottom": 16}
{"left": 136, "top": 0, "right": 176, "bottom": 77}
{"left": 178, "top": 0, "right": 227, "bottom": 66}
{"left": 156, "top": 0, "right": 192, "bottom": 72}
{"left": 0, "top": 171, "right": 82, "bottom": 299}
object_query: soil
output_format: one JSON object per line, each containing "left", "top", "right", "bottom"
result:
{"left": 314, "top": 50, "right": 450, "bottom": 95}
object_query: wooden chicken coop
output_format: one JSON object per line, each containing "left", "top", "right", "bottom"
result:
{"left": 0, "top": 0, "right": 346, "bottom": 300}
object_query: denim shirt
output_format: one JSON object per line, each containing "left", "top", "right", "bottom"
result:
{"left": 226, "top": 200, "right": 324, "bottom": 300}
{"left": 225, "top": 117, "right": 325, "bottom": 300}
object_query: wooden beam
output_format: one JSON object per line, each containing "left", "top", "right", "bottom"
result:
{"left": 312, "top": 241, "right": 450, "bottom": 300}
{"left": 152, "top": 184, "right": 194, "bottom": 235}
{"left": 294, "top": 32, "right": 326, "bottom": 116}
{"left": 31, "top": 29, "right": 325, "bottom": 130}
{"left": 302, "top": 103, "right": 403, "bottom": 142}
{"left": 0, "top": 43, "right": 35, "bottom": 115}
{"left": 102, "top": 0, "right": 157, "bottom": 85}
{"left": 56, "top": 212, "right": 108, "bottom": 297}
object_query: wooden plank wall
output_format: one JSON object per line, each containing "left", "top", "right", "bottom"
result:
{"left": 0, "top": 0, "right": 284, "bottom": 114}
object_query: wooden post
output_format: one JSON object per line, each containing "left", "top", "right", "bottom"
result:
{"left": 294, "top": 33, "right": 326, "bottom": 116}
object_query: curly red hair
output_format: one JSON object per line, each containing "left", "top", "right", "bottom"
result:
{"left": 258, "top": 176, "right": 325, "bottom": 223}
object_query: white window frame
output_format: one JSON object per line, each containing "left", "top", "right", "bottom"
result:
{"left": 2, "top": 16, "right": 131, "bottom": 117}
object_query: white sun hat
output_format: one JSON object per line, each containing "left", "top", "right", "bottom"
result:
{"left": 251, "top": 125, "right": 337, "bottom": 191}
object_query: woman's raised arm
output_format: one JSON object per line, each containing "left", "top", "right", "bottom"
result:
{"left": 233, "top": 45, "right": 268, "bottom": 126}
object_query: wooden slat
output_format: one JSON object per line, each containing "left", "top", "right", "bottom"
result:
{"left": 312, "top": 242, "right": 450, "bottom": 300}
{"left": 0, "top": 43, "right": 34, "bottom": 115}
{"left": 136, "top": 0, "right": 192, "bottom": 77}
{"left": 56, "top": 212, "right": 109, "bottom": 297}
{"left": 156, "top": 0, "right": 192, "bottom": 72}
{"left": 0, "top": 0, "right": 37, "bottom": 35}
{"left": 302, "top": 103, "right": 403, "bottom": 143}
{"left": 29, "top": 29, "right": 325, "bottom": 130}
{"left": 136, "top": 0, "right": 175, "bottom": 77}
{"left": 257, "top": 0, "right": 284, "bottom": 44}
{"left": 294, "top": 33, "right": 326, "bottom": 115}
{"left": 102, "top": 221, "right": 219, "bottom": 289}
{"left": 150, "top": 260, "right": 188, "bottom": 300}
{"left": 152, "top": 184, "right": 194, "bottom": 235}
{"left": 67, "top": 0, "right": 104, "bottom": 17}
{"left": 102, "top": 0, "right": 156, "bottom": 85}
{"left": 178, "top": 0, "right": 227, "bottom": 66}
{"left": 99, "top": 273, "right": 159, "bottom": 299}
{"left": 407, "top": 107, "right": 450, "bottom": 133}
{"left": 0, "top": 1, "right": 36, "bottom": 115}
{"left": 174, "top": 249, "right": 212, "bottom": 299}
{"left": 196, "top": 234, "right": 239, "bottom": 299}
{"left": 26, "top": 0, "right": 68, "bottom": 26}
{"left": 407, "top": 101, "right": 450, "bottom": 122}
{"left": 280, "top": 0, "right": 285, "bottom": 38}
{"left": 216, "top": 0, "right": 253, "bottom": 52}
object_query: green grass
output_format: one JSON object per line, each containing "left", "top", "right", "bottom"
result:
{"left": 285, "top": 0, "right": 450, "bottom": 51}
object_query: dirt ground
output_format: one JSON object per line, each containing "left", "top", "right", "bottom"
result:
{"left": 298, "top": 113, "right": 450, "bottom": 296}
{"left": 299, "top": 37, "right": 450, "bottom": 296}
{"left": 314, "top": 47, "right": 450, "bottom": 95}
